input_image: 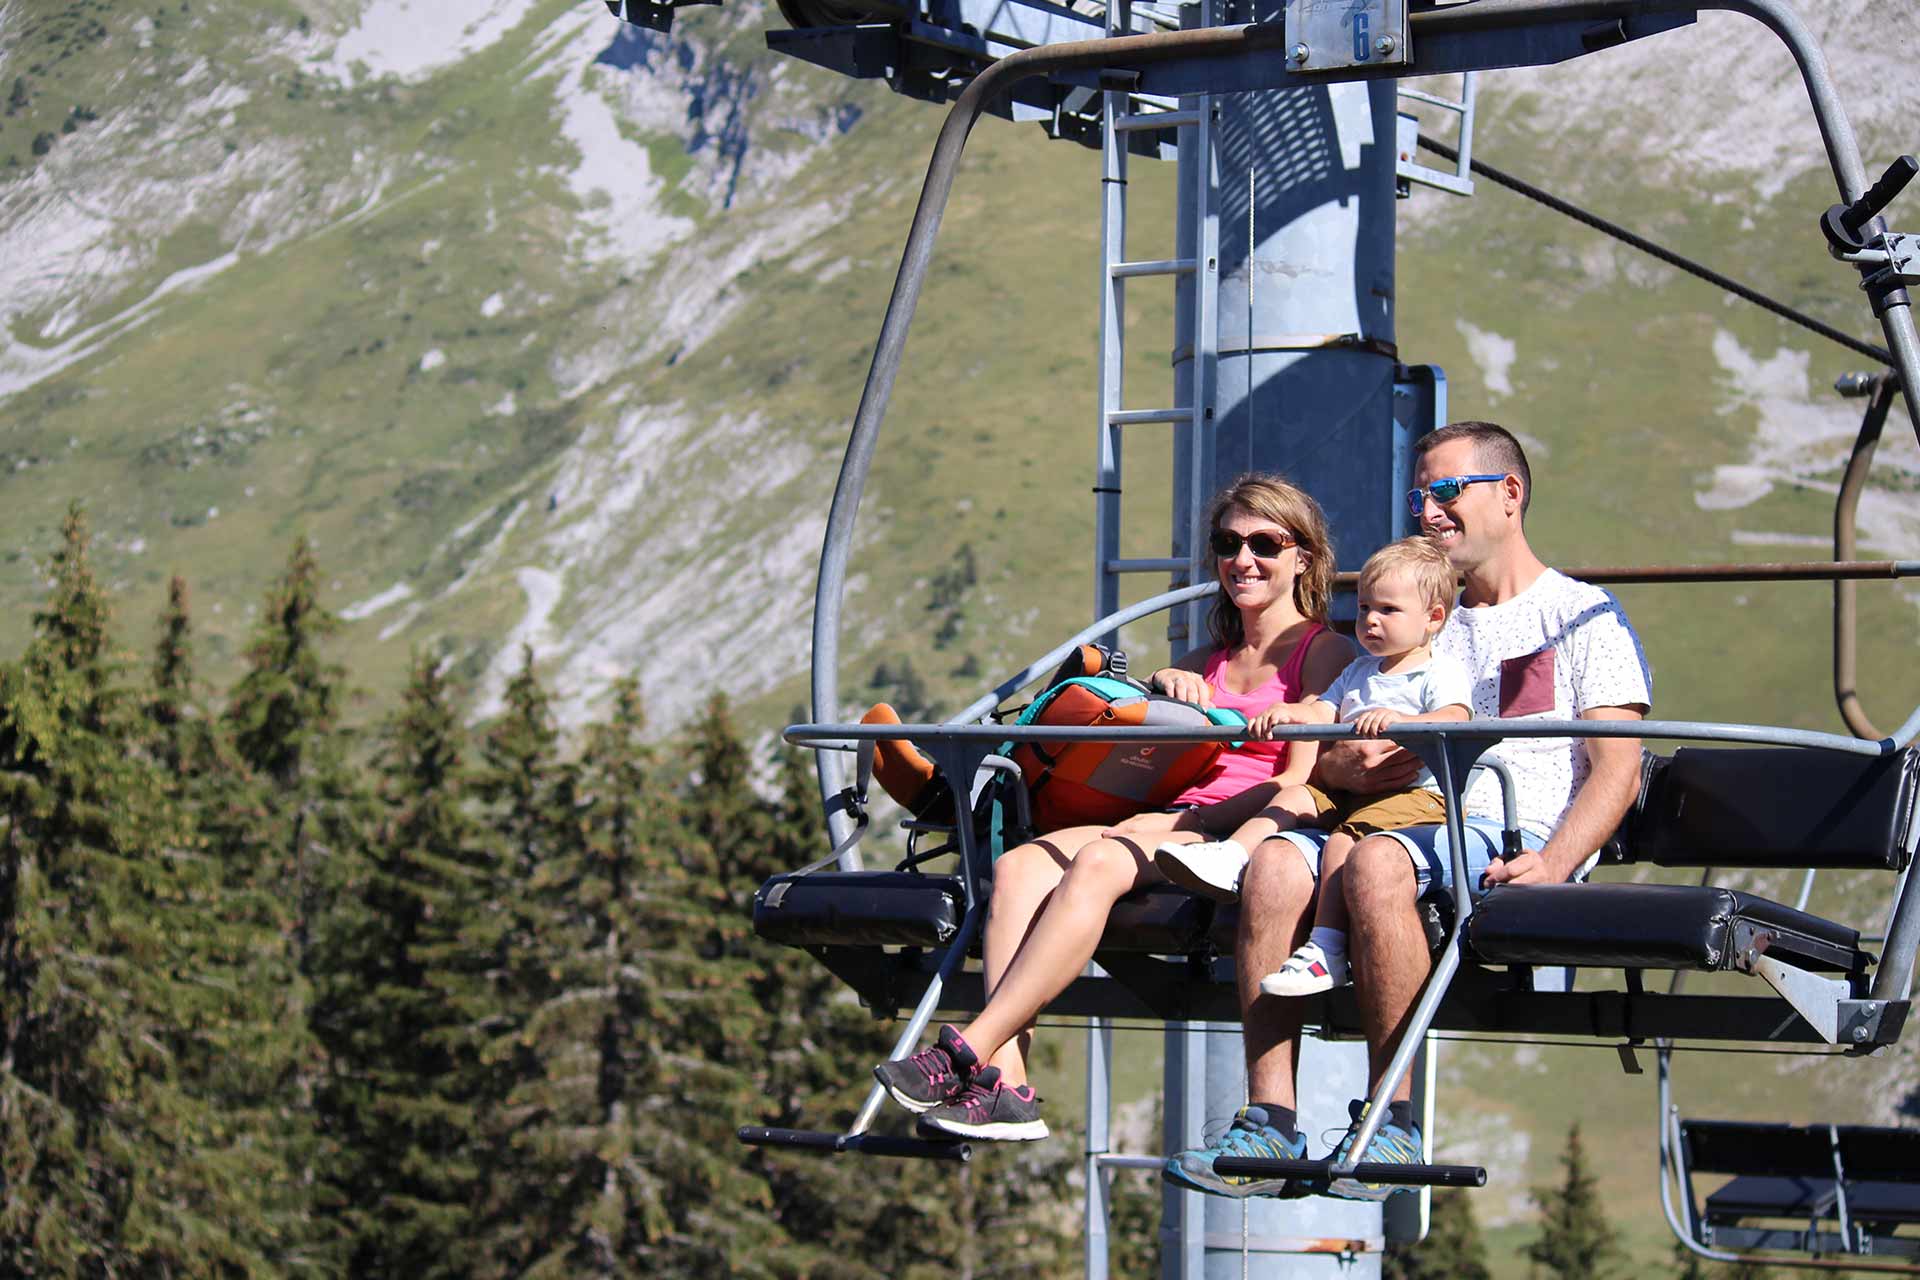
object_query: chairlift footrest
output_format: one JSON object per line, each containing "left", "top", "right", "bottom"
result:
{"left": 736, "top": 1125, "right": 972, "bottom": 1162}
{"left": 1212, "top": 1155, "right": 1486, "bottom": 1188}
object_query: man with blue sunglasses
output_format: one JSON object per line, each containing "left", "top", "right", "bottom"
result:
{"left": 1167, "top": 421, "right": 1651, "bottom": 1202}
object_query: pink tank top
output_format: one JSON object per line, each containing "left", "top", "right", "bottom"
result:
{"left": 1173, "top": 622, "right": 1329, "bottom": 807}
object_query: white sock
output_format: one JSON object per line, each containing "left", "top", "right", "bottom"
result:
{"left": 1307, "top": 926, "right": 1347, "bottom": 961}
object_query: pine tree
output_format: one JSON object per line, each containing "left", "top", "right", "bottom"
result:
{"left": 144, "top": 570, "right": 333, "bottom": 1272}
{"left": 228, "top": 537, "right": 342, "bottom": 790}
{"left": 224, "top": 537, "right": 354, "bottom": 963}
{"left": 465, "top": 646, "right": 580, "bottom": 1273}
{"left": 1385, "top": 1189, "right": 1492, "bottom": 1280}
{"left": 1526, "top": 1122, "right": 1622, "bottom": 1280}
{"left": 315, "top": 654, "right": 493, "bottom": 1276}
{"left": 147, "top": 574, "right": 199, "bottom": 773}
{"left": 0, "top": 503, "right": 284, "bottom": 1271}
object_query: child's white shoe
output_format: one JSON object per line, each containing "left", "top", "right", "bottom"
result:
{"left": 1153, "top": 839, "right": 1248, "bottom": 903}
{"left": 1260, "top": 939, "right": 1350, "bottom": 997}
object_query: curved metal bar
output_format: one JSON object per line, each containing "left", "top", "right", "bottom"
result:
{"left": 1657, "top": 1048, "right": 1746, "bottom": 1267}
{"left": 949, "top": 582, "right": 1218, "bottom": 725}
{"left": 1712, "top": 0, "right": 1920, "bottom": 445}
{"left": 787, "top": 713, "right": 1916, "bottom": 756}
{"left": 1834, "top": 377, "right": 1900, "bottom": 739}
{"left": 806, "top": 18, "right": 1294, "bottom": 851}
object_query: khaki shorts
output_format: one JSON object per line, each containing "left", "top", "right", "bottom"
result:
{"left": 1298, "top": 784, "right": 1447, "bottom": 840}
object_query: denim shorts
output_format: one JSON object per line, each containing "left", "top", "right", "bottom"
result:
{"left": 1269, "top": 817, "right": 1548, "bottom": 893}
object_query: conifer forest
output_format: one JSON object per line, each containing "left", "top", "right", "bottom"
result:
{"left": 0, "top": 502, "right": 1167, "bottom": 1277}
{"left": 0, "top": 503, "right": 1767, "bottom": 1278}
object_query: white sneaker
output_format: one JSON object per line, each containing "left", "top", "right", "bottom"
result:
{"left": 1153, "top": 839, "right": 1248, "bottom": 903}
{"left": 1259, "top": 940, "right": 1350, "bottom": 997}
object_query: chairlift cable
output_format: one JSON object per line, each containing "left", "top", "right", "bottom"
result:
{"left": 1416, "top": 134, "right": 1896, "bottom": 370}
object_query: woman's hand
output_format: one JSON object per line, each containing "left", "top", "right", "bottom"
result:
{"left": 1151, "top": 667, "right": 1212, "bottom": 708}
{"left": 1351, "top": 708, "right": 1404, "bottom": 738}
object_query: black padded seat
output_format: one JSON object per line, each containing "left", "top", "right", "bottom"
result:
{"left": 1851, "top": 1182, "right": 1920, "bottom": 1225}
{"left": 1610, "top": 746, "right": 1919, "bottom": 871}
{"left": 750, "top": 872, "right": 1222, "bottom": 955}
{"left": 1837, "top": 1124, "right": 1920, "bottom": 1179}
{"left": 1684, "top": 1119, "right": 1837, "bottom": 1176}
{"left": 1701, "top": 1176, "right": 1920, "bottom": 1229}
{"left": 1465, "top": 882, "right": 1866, "bottom": 974}
{"left": 753, "top": 872, "right": 965, "bottom": 948}
{"left": 1101, "top": 883, "right": 1218, "bottom": 954}
{"left": 1686, "top": 1120, "right": 1920, "bottom": 1232}
{"left": 1704, "top": 1175, "right": 1836, "bottom": 1222}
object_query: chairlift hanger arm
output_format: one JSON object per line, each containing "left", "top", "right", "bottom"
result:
{"left": 807, "top": 0, "right": 1920, "bottom": 849}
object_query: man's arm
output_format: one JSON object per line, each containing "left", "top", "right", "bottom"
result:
{"left": 1482, "top": 705, "right": 1643, "bottom": 885}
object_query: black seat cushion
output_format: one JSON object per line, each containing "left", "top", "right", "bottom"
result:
{"left": 1614, "top": 747, "right": 1918, "bottom": 870}
{"left": 1684, "top": 1120, "right": 1841, "bottom": 1177}
{"left": 1704, "top": 1174, "right": 1836, "bottom": 1222}
{"left": 1466, "top": 882, "right": 1863, "bottom": 972}
{"left": 753, "top": 871, "right": 965, "bottom": 948}
{"left": 1848, "top": 1181, "right": 1920, "bottom": 1225}
{"left": 1837, "top": 1125, "right": 1920, "bottom": 1180}
{"left": 1102, "top": 883, "right": 1217, "bottom": 954}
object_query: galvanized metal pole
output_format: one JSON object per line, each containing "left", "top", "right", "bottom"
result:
{"left": 1167, "top": 37, "right": 1401, "bottom": 1280}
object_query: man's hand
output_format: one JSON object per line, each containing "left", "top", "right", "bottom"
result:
{"left": 1314, "top": 738, "right": 1421, "bottom": 795}
{"left": 1152, "top": 667, "right": 1212, "bottom": 708}
{"left": 1351, "top": 708, "right": 1404, "bottom": 738}
{"left": 1481, "top": 850, "right": 1551, "bottom": 886}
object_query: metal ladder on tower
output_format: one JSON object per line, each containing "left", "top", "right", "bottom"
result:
{"left": 1084, "top": 4, "right": 1222, "bottom": 1278}
{"left": 1091, "top": 0, "right": 1221, "bottom": 658}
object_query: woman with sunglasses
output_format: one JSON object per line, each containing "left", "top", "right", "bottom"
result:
{"left": 872, "top": 472, "right": 1350, "bottom": 1142}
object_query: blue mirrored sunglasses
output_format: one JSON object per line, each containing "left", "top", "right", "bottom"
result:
{"left": 1405, "top": 474, "right": 1506, "bottom": 517}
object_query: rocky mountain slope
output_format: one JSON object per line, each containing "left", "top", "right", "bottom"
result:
{"left": 2, "top": 0, "right": 1918, "bottom": 1267}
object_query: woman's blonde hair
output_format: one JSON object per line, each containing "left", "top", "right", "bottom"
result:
{"left": 1204, "top": 472, "right": 1335, "bottom": 650}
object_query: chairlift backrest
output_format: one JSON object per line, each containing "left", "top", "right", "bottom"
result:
{"left": 1605, "top": 746, "right": 1920, "bottom": 871}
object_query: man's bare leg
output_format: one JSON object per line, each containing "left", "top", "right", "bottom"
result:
{"left": 1343, "top": 833, "right": 1430, "bottom": 1102}
{"left": 1239, "top": 838, "right": 1318, "bottom": 1107}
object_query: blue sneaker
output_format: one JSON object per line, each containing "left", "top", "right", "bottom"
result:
{"left": 1324, "top": 1100, "right": 1424, "bottom": 1201}
{"left": 1162, "top": 1106, "right": 1308, "bottom": 1199}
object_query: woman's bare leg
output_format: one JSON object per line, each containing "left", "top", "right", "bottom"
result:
{"left": 961, "top": 830, "right": 1160, "bottom": 1084}
{"left": 974, "top": 834, "right": 1083, "bottom": 1083}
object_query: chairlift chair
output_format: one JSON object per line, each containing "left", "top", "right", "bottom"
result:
{"left": 706, "top": 0, "right": 1920, "bottom": 1213}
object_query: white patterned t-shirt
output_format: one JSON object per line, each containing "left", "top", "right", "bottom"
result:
{"left": 1434, "top": 568, "right": 1652, "bottom": 855}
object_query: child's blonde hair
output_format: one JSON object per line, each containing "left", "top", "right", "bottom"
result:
{"left": 1358, "top": 537, "right": 1457, "bottom": 627}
